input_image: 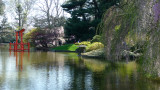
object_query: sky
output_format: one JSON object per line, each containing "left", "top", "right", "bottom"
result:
{"left": 2, "top": 0, "right": 70, "bottom": 29}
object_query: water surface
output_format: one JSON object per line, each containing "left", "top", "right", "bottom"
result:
{"left": 0, "top": 47, "right": 160, "bottom": 90}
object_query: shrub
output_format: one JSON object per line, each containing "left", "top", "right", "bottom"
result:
{"left": 91, "top": 35, "right": 102, "bottom": 43}
{"left": 75, "top": 41, "right": 91, "bottom": 46}
{"left": 86, "top": 42, "right": 104, "bottom": 52}
{"left": 23, "top": 28, "right": 38, "bottom": 43}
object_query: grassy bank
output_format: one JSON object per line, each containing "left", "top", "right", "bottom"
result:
{"left": 52, "top": 44, "right": 78, "bottom": 52}
{"left": 52, "top": 42, "right": 105, "bottom": 58}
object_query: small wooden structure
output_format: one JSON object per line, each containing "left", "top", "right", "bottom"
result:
{"left": 9, "top": 29, "right": 30, "bottom": 52}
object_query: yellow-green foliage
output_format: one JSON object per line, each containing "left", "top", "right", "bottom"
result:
{"left": 115, "top": 25, "right": 121, "bottom": 32}
{"left": 23, "top": 28, "right": 39, "bottom": 43}
{"left": 15, "top": 26, "right": 23, "bottom": 31}
{"left": 86, "top": 42, "right": 104, "bottom": 52}
{"left": 117, "top": 62, "right": 137, "bottom": 77}
{"left": 75, "top": 41, "right": 91, "bottom": 46}
{"left": 75, "top": 41, "right": 104, "bottom": 52}
{"left": 91, "top": 35, "right": 102, "bottom": 43}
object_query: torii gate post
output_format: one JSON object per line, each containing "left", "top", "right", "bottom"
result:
{"left": 20, "top": 29, "right": 24, "bottom": 51}
{"left": 15, "top": 31, "right": 18, "bottom": 51}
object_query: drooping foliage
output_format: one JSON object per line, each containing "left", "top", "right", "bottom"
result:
{"left": 62, "top": 0, "right": 120, "bottom": 41}
{"left": 141, "top": 0, "right": 160, "bottom": 78}
{"left": 99, "top": 0, "right": 138, "bottom": 61}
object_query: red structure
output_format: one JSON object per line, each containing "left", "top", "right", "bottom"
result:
{"left": 9, "top": 29, "right": 30, "bottom": 52}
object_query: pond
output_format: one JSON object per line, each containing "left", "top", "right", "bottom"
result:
{"left": 0, "top": 47, "right": 160, "bottom": 90}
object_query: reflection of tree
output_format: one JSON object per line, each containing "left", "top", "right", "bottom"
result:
{"left": 84, "top": 59, "right": 107, "bottom": 72}
{"left": 66, "top": 57, "right": 107, "bottom": 90}
{"left": 0, "top": 47, "right": 7, "bottom": 88}
{"left": 99, "top": 62, "right": 142, "bottom": 90}
{"left": 66, "top": 56, "right": 140, "bottom": 90}
{"left": 68, "top": 59, "right": 86, "bottom": 90}
{"left": 29, "top": 52, "right": 65, "bottom": 68}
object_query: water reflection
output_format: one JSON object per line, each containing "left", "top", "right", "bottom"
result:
{"left": 9, "top": 51, "right": 30, "bottom": 71}
{"left": 0, "top": 47, "right": 160, "bottom": 90}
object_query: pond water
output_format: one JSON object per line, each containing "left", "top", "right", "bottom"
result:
{"left": 0, "top": 47, "right": 160, "bottom": 90}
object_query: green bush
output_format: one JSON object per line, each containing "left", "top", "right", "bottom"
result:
{"left": 23, "top": 28, "right": 38, "bottom": 43}
{"left": 86, "top": 42, "right": 104, "bottom": 52}
{"left": 75, "top": 41, "right": 91, "bottom": 46}
{"left": 0, "top": 33, "right": 15, "bottom": 43}
{"left": 91, "top": 35, "right": 102, "bottom": 43}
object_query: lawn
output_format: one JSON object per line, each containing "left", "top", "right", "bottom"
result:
{"left": 52, "top": 44, "right": 78, "bottom": 51}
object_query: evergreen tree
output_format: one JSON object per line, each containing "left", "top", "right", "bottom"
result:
{"left": 62, "top": 0, "right": 119, "bottom": 41}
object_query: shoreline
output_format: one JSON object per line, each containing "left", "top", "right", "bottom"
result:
{"left": 51, "top": 49, "right": 105, "bottom": 59}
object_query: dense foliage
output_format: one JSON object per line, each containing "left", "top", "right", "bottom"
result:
{"left": 86, "top": 42, "right": 104, "bottom": 52}
{"left": 62, "top": 0, "right": 120, "bottom": 41}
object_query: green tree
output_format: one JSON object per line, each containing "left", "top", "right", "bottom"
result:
{"left": 62, "top": 0, "right": 119, "bottom": 41}
{"left": 0, "top": 0, "right": 4, "bottom": 15}
{"left": 0, "top": 14, "right": 14, "bottom": 43}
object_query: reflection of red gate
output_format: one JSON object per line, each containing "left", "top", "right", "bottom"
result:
{"left": 9, "top": 29, "right": 30, "bottom": 51}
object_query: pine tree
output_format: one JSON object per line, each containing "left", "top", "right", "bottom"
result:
{"left": 62, "top": 0, "right": 119, "bottom": 41}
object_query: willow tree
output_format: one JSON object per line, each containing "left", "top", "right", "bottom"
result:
{"left": 99, "top": 0, "right": 138, "bottom": 61}
{"left": 100, "top": 0, "right": 160, "bottom": 78}
{"left": 141, "top": 0, "right": 160, "bottom": 78}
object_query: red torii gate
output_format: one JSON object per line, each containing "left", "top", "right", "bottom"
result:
{"left": 9, "top": 29, "right": 30, "bottom": 52}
